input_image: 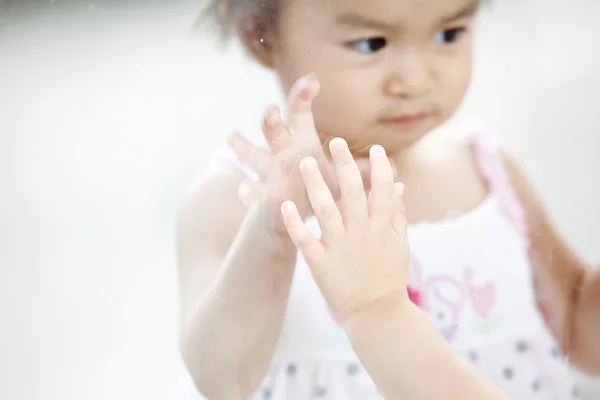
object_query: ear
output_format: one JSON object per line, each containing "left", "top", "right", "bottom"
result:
{"left": 235, "top": 16, "right": 276, "bottom": 69}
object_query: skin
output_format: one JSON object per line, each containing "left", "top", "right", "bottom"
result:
{"left": 281, "top": 140, "right": 508, "bottom": 398}
{"left": 258, "top": 0, "right": 476, "bottom": 154}
{"left": 501, "top": 152, "right": 600, "bottom": 373}
{"left": 177, "top": 0, "right": 600, "bottom": 397}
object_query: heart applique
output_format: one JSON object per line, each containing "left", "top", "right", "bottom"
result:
{"left": 407, "top": 285, "right": 422, "bottom": 307}
{"left": 469, "top": 283, "right": 496, "bottom": 319}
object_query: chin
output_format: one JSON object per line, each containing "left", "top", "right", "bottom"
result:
{"left": 316, "top": 122, "right": 433, "bottom": 157}
{"left": 388, "top": 118, "right": 446, "bottom": 148}
{"left": 380, "top": 129, "right": 431, "bottom": 154}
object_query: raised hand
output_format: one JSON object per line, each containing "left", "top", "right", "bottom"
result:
{"left": 280, "top": 137, "right": 410, "bottom": 323}
{"left": 227, "top": 74, "right": 395, "bottom": 235}
{"left": 227, "top": 74, "right": 325, "bottom": 233}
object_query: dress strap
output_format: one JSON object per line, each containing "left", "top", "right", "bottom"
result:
{"left": 468, "top": 120, "right": 530, "bottom": 246}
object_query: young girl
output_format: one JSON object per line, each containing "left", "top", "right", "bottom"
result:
{"left": 176, "top": 0, "right": 600, "bottom": 398}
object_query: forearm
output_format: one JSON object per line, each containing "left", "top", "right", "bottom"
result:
{"left": 343, "top": 296, "right": 509, "bottom": 400}
{"left": 571, "top": 267, "right": 600, "bottom": 374}
{"left": 183, "top": 201, "right": 297, "bottom": 398}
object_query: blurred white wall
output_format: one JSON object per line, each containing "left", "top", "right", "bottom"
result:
{"left": 0, "top": 0, "right": 599, "bottom": 399}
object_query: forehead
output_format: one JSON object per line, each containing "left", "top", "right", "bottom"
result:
{"left": 284, "top": 0, "right": 479, "bottom": 29}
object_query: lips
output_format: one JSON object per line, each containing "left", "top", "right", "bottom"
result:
{"left": 381, "top": 112, "right": 428, "bottom": 127}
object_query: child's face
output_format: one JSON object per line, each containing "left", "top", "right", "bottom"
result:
{"left": 268, "top": 0, "right": 478, "bottom": 154}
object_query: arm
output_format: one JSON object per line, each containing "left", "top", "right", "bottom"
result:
{"left": 344, "top": 296, "right": 509, "bottom": 400}
{"left": 501, "top": 151, "right": 600, "bottom": 374}
{"left": 178, "top": 73, "right": 346, "bottom": 398}
{"left": 281, "top": 138, "right": 510, "bottom": 400}
{"left": 176, "top": 165, "right": 297, "bottom": 399}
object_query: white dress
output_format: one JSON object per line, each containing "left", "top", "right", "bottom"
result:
{"left": 181, "top": 124, "right": 579, "bottom": 399}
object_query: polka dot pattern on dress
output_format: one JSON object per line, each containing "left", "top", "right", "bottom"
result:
{"left": 516, "top": 340, "right": 529, "bottom": 353}
{"left": 347, "top": 363, "right": 360, "bottom": 376}
{"left": 313, "top": 386, "right": 327, "bottom": 397}
{"left": 261, "top": 388, "right": 271, "bottom": 399}
{"left": 503, "top": 367, "right": 515, "bottom": 380}
{"left": 286, "top": 363, "right": 297, "bottom": 376}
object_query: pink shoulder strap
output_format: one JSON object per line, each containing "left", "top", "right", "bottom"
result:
{"left": 468, "top": 121, "right": 530, "bottom": 246}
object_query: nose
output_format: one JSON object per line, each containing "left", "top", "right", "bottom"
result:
{"left": 384, "top": 50, "right": 432, "bottom": 98}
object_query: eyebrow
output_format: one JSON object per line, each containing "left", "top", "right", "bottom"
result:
{"left": 335, "top": 14, "right": 395, "bottom": 31}
{"left": 335, "top": 0, "right": 480, "bottom": 31}
{"left": 438, "top": 0, "right": 480, "bottom": 25}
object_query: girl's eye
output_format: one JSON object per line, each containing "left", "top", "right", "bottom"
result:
{"left": 348, "top": 37, "right": 387, "bottom": 54}
{"left": 434, "top": 27, "right": 466, "bottom": 45}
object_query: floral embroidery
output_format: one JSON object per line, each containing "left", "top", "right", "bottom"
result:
{"left": 465, "top": 268, "right": 496, "bottom": 319}
{"left": 408, "top": 255, "right": 498, "bottom": 341}
{"left": 407, "top": 285, "right": 422, "bottom": 306}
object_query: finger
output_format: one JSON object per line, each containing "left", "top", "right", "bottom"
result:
{"left": 281, "top": 200, "right": 324, "bottom": 264}
{"left": 368, "top": 145, "right": 395, "bottom": 227}
{"left": 329, "top": 137, "right": 368, "bottom": 227}
{"left": 286, "top": 73, "right": 321, "bottom": 140}
{"left": 227, "top": 134, "right": 271, "bottom": 179}
{"left": 310, "top": 136, "right": 341, "bottom": 200}
{"left": 299, "top": 157, "right": 345, "bottom": 241}
{"left": 262, "top": 106, "right": 291, "bottom": 153}
{"left": 390, "top": 183, "right": 407, "bottom": 236}
{"left": 355, "top": 156, "right": 398, "bottom": 189}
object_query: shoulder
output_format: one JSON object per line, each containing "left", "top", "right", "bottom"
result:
{"left": 421, "top": 124, "right": 536, "bottom": 205}
{"left": 408, "top": 127, "right": 485, "bottom": 186}
{"left": 496, "top": 149, "right": 542, "bottom": 215}
{"left": 400, "top": 128, "right": 488, "bottom": 220}
{"left": 178, "top": 159, "right": 246, "bottom": 212}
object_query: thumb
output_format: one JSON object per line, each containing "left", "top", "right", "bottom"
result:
{"left": 391, "top": 182, "right": 407, "bottom": 236}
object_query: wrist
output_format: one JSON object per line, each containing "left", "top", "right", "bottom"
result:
{"left": 341, "top": 292, "right": 413, "bottom": 333}
{"left": 247, "top": 199, "right": 296, "bottom": 250}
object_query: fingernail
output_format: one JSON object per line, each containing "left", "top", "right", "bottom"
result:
{"left": 295, "top": 73, "right": 314, "bottom": 90}
{"left": 329, "top": 137, "right": 348, "bottom": 153}
{"left": 263, "top": 107, "right": 279, "bottom": 127}
{"left": 300, "top": 157, "right": 318, "bottom": 172}
{"left": 370, "top": 145, "right": 386, "bottom": 156}
{"left": 281, "top": 200, "right": 295, "bottom": 213}
{"left": 295, "top": 73, "right": 318, "bottom": 101}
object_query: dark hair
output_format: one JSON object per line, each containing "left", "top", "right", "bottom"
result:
{"left": 195, "top": 0, "right": 278, "bottom": 43}
{"left": 197, "top": 0, "right": 490, "bottom": 42}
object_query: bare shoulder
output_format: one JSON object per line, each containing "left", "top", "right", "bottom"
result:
{"left": 497, "top": 150, "right": 535, "bottom": 200}
{"left": 176, "top": 162, "right": 248, "bottom": 271}
{"left": 410, "top": 128, "right": 478, "bottom": 170}
{"left": 401, "top": 129, "right": 488, "bottom": 222}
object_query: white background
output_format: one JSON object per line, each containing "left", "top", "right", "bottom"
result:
{"left": 1, "top": 0, "right": 599, "bottom": 399}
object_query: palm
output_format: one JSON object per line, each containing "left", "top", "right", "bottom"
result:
{"left": 227, "top": 74, "right": 395, "bottom": 223}
{"left": 229, "top": 75, "right": 337, "bottom": 213}
{"left": 279, "top": 138, "right": 410, "bottom": 323}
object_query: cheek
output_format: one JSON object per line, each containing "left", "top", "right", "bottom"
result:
{"left": 312, "top": 71, "right": 378, "bottom": 127}
{"left": 435, "top": 57, "right": 472, "bottom": 111}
